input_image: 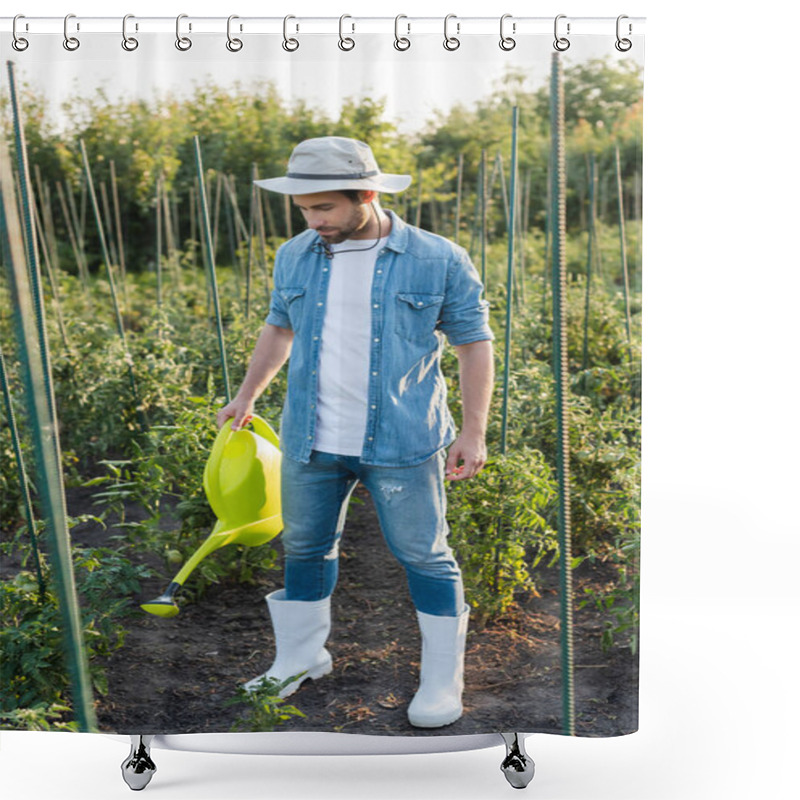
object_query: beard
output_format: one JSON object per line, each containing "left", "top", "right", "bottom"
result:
{"left": 315, "top": 205, "right": 371, "bottom": 244}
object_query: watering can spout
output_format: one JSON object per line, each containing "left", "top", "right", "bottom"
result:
{"left": 141, "top": 416, "right": 282, "bottom": 617}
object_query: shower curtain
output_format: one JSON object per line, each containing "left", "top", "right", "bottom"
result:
{"left": 1, "top": 15, "right": 644, "bottom": 746}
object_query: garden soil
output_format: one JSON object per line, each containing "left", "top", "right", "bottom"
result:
{"left": 68, "top": 484, "right": 638, "bottom": 738}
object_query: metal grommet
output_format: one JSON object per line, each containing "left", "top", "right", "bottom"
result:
{"left": 338, "top": 14, "right": 355, "bottom": 51}
{"left": 394, "top": 15, "right": 410, "bottom": 51}
{"left": 499, "top": 13, "right": 516, "bottom": 51}
{"left": 553, "top": 14, "right": 570, "bottom": 51}
{"left": 63, "top": 13, "right": 80, "bottom": 51}
{"left": 226, "top": 15, "right": 243, "bottom": 51}
{"left": 12, "top": 14, "right": 29, "bottom": 51}
{"left": 443, "top": 14, "right": 460, "bottom": 51}
{"left": 282, "top": 15, "right": 299, "bottom": 52}
{"left": 176, "top": 13, "right": 192, "bottom": 51}
{"left": 615, "top": 15, "right": 632, "bottom": 52}
{"left": 122, "top": 14, "right": 139, "bottom": 51}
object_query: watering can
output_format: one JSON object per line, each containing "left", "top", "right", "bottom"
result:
{"left": 141, "top": 415, "right": 283, "bottom": 618}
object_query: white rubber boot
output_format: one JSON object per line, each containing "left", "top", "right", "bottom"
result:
{"left": 243, "top": 590, "right": 333, "bottom": 698}
{"left": 407, "top": 605, "right": 470, "bottom": 728}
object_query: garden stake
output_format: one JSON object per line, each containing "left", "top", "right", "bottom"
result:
{"left": 7, "top": 61, "right": 57, "bottom": 427}
{"left": 65, "top": 179, "right": 89, "bottom": 283}
{"left": 1, "top": 134, "right": 98, "bottom": 732}
{"left": 454, "top": 152, "right": 464, "bottom": 245}
{"left": 31, "top": 191, "right": 70, "bottom": 351}
{"left": 193, "top": 136, "right": 231, "bottom": 403}
{"left": 480, "top": 148, "right": 487, "bottom": 286}
{"left": 33, "top": 165, "right": 59, "bottom": 276}
{"left": 188, "top": 183, "right": 197, "bottom": 270}
{"left": 55, "top": 180, "right": 90, "bottom": 291}
{"left": 582, "top": 155, "right": 598, "bottom": 372}
{"left": 79, "top": 139, "right": 144, "bottom": 427}
{"left": 99, "top": 181, "right": 120, "bottom": 272}
{"left": 550, "top": 51, "right": 576, "bottom": 737}
{"left": 500, "top": 106, "right": 519, "bottom": 456}
{"left": 246, "top": 172, "right": 257, "bottom": 318}
{"left": 414, "top": 165, "right": 423, "bottom": 228}
{"left": 155, "top": 175, "right": 163, "bottom": 308}
{"left": 79, "top": 139, "right": 127, "bottom": 342}
{"left": 0, "top": 343, "right": 47, "bottom": 599}
{"left": 252, "top": 163, "right": 271, "bottom": 293}
{"left": 283, "top": 193, "right": 292, "bottom": 239}
{"left": 615, "top": 145, "right": 634, "bottom": 363}
{"left": 110, "top": 160, "right": 128, "bottom": 297}
{"left": 222, "top": 175, "right": 238, "bottom": 282}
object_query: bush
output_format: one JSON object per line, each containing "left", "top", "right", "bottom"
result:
{"left": 447, "top": 449, "right": 559, "bottom": 625}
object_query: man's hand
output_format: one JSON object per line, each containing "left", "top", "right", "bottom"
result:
{"left": 445, "top": 432, "right": 488, "bottom": 481}
{"left": 216, "top": 397, "right": 254, "bottom": 431}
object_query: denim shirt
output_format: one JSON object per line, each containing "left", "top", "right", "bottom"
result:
{"left": 266, "top": 211, "right": 494, "bottom": 466}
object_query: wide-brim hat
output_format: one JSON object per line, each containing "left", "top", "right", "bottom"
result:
{"left": 254, "top": 136, "right": 412, "bottom": 195}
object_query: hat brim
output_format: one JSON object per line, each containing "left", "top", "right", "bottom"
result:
{"left": 254, "top": 173, "right": 412, "bottom": 195}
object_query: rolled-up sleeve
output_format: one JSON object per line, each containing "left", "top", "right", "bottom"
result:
{"left": 437, "top": 249, "right": 494, "bottom": 346}
{"left": 265, "top": 251, "right": 291, "bottom": 329}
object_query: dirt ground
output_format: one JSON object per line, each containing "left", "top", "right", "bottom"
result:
{"left": 66, "top": 483, "right": 638, "bottom": 739}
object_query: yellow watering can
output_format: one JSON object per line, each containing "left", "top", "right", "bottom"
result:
{"left": 141, "top": 415, "right": 283, "bottom": 618}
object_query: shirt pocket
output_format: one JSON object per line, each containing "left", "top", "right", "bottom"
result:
{"left": 277, "top": 287, "right": 307, "bottom": 330}
{"left": 395, "top": 292, "right": 445, "bottom": 343}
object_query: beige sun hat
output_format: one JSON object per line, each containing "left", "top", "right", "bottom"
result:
{"left": 254, "top": 136, "right": 412, "bottom": 195}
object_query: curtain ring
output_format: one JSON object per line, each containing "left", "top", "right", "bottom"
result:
{"left": 63, "top": 13, "right": 80, "bottom": 51}
{"left": 12, "top": 14, "right": 29, "bottom": 51}
{"left": 394, "top": 15, "right": 410, "bottom": 51}
{"left": 338, "top": 15, "right": 355, "bottom": 51}
{"left": 615, "top": 15, "right": 632, "bottom": 52}
{"left": 553, "top": 14, "right": 570, "bottom": 51}
{"left": 122, "top": 14, "right": 139, "bottom": 51}
{"left": 283, "top": 15, "right": 299, "bottom": 52}
{"left": 176, "top": 14, "right": 192, "bottom": 51}
{"left": 226, "top": 15, "right": 243, "bottom": 51}
{"left": 499, "top": 14, "right": 516, "bottom": 51}
{"left": 443, "top": 14, "right": 460, "bottom": 51}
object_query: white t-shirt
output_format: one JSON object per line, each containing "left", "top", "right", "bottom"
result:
{"left": 313, "top": 236, "right": 389, "bottom": 456}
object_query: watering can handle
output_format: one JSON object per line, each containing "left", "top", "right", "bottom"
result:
{"left": 203, "top": 414, "right": 280, "bottom": 505}
{"left": 248, "top": 414, "right": 281, "bottom": 449}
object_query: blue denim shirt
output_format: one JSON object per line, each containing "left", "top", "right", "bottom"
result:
{"left": 266, "top": 211, "right": 494, "bottom": 466}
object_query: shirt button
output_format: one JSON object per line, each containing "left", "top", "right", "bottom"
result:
{"left": 368, "top": 437, "right": 374, "bottom": 442}
{"left": 417, "top": 301, "right": 423, "bottom": 306}
{"left": 317, "top": 302, "right": 323, "bottom": 307}
{"left": 376, "top": 269, "right": 383, "bottom": 274}
{"left": 313, "top": 336, "right": 319, "bottom": 341}
{"left": 373, "top": 304, "right": 379, "bottom": 309}
{"left": 370, "top": 405, "right": 377, "bottom": 410}
{"left": 373, "top": 337, "right": 380, "bottom": 343}
{"left": 372, "top": 371, "right": 378, "bottom": 376}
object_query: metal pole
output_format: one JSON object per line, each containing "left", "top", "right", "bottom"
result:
{"left": 193, "top": 136, "right": 231, "bottom": 404}
{"left": 550, "top": 52, "right": 576, "bottom": 737}
{"left": 0, "top": 343, "right": 46, "bottom": 598}
{"left": 1, "top": 125, "right": 98, "bottom": 733}
{"left": 500, "top": 107, "right": 519, "bottom": 456}
{"left": 615, "top": 146, "right": 634, "bottom": 363}
{"left": 582, "top": 155, "right": 597, "bottom": 372}
{"left": 454, "top": 152, "right": 464, "bottom": 245}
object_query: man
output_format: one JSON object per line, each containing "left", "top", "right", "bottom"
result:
{"left": 217, "top": 136, "right": 494, "bottom": 729}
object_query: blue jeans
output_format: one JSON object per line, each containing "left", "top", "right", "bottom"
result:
{"left": 280, "top": 449, "right": 464, "bottom": 616}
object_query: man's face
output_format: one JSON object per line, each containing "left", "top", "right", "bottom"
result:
{"left": 292, "top": 191, "right": 371, "bottom": 244}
